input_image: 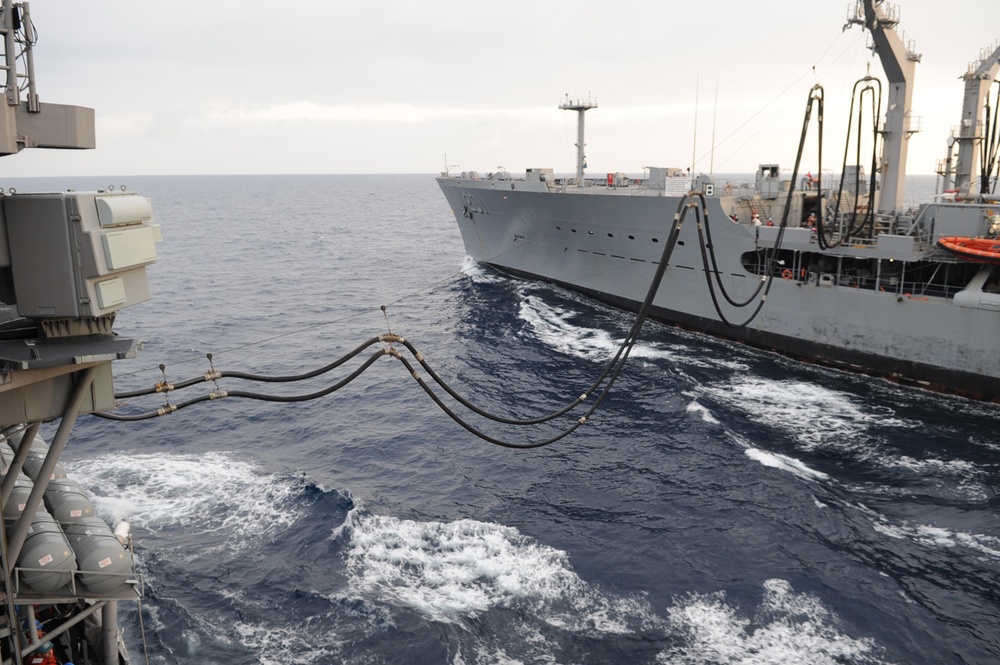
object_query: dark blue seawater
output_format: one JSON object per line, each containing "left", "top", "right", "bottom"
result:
{"left": 8, "top": 174, "right": 999, "bottom": 664}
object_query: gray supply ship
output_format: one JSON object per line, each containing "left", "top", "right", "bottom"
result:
{"left": 0, "top": 1, "right": 159, "bottom": 662}
{"left": 437, "top": 0, "right": 1000, "bottom": 400}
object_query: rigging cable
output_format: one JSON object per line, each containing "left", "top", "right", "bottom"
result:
{"left": 694, "top": 85, "right": 824, "bottom": 328}
{"left": 698, "top": 29, "right": 862, "bottom": 172}
{"left": 94, "top": 196, "right": 696, "bottom": 447}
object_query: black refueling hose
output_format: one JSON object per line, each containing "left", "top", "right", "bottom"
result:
{"left": 95, "top": 195, "right": 695, "bottom": 448}
{"left": 96, "top": 83, "right": 863, "bottom": 445}
{"left": 694, "top": 85, "right": 824, "bottom": 328}
{"left": 823, "top": 76, "right": 882, "bottom": 249}
{"left": 981, "top": 80, "right": 1000, "bottom": 196}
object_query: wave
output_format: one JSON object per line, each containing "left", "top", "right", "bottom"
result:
{"left": 866, "top": 508, "right": 1000, "bottom": 560}
{"left": 744, "top": 447, "right": 830, "bottom": 481}
{"left": 518, "top": 291, "right": 701, "bottom": 366}
{"left": 338, "top": 514, "right": 889, "bottom": 664}
{"left": 68, "top": 451, "right": 316, "bottom": 554}
{"left": 461, "top": 256, "right": 508, "bottom": 284}
{"left": 63, "top": 449, "right": 895, "bottom": 664}
{"left": 699, "top": 375, "right": 914, "bottom": 451}
{"left": 340, "top": 513, "right": 660, "bottom": 632}
{"left": 660, "top": 579, "right": 891, "bottom": 664}
{"left": 699, "top": 375, "right": 996, "bottom": 505}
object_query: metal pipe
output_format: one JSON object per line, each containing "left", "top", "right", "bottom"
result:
{"left": 20, "top": 600, "right": 106, "bottom": 656}
{"left": 102, "top": 600, "right": 119, "bottom": 665}
{"left": 1, "top": 421, "right": 40, "bottom": 504}
{"left": 575, "top": 108, "right": 586, "bottom": 186}
{"left": 0, "top": 461, "right": 22, "bottom": 665}
{"left": 955, "top": 194, "right": 1000, "bottom": 202}
{"left": 23, "top": 603, "right": 38, "bottom": 651}
{"left": 5, "top": 365, "right": 97, "bottom": 567}
{"left": 2, "top": 0, "right": 18, "bottom": 106}
{"left": 21, "top": 2, "right": 37, "bottom": 111}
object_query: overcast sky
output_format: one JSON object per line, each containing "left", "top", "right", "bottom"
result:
{"left": 2, "top": 0, "right": 998, "bottom": 178}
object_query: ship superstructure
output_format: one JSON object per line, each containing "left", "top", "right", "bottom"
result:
{"left": 438, "top": 0, "right": 1000, "bottom": 400}
{"left": 0, "top": 2, "right": 160, "bottom": 663}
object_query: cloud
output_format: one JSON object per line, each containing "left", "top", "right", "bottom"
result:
{"left": 208, "top": 102, "right": 561, "bottom": 124}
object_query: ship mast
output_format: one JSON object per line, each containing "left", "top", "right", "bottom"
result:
{"left": 847, "top": 0, "right": 920, "bottom": 213}
{"left": 560, "top": 94, "right": 597, "bottom": 186}
{"left": 953, "top": 40, "right": 1000, "bottom": 196}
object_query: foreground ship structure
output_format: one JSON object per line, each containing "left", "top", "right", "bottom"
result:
{"left": 438, "top": 0, "right": 1000, "bottom": 400}
{"left": 0, "top": 2, "right": 160, "bottom": 663}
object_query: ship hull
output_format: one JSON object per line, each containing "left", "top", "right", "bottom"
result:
{"left": 438, "top": 176, "right": 1000, "bottom": 401}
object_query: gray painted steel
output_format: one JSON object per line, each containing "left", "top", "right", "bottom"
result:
{"left": 437, "top": 0, "right": 1000, "bottom": 400}
{"left": 438, "top": 174, "right": 1000, "bottom": 399}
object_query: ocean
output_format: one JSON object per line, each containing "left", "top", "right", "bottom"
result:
{"left": 9, "top": 173, "right": 999, "bottom": 664}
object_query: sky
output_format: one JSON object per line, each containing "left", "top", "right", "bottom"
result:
{"left": 1, "top": 0, "right": 998, "bottom": 178}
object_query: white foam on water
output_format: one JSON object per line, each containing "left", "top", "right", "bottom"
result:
{"left": 342, "top": 513, "right": 663, "bottom": 634}
{"left": 697, "top": 375, "right": 992, "bottom": 499}
{"left": 700, "top": 375, "right": 913, "bottom": 452}
{"left": 883, "top": 455, "right": 990, "bottom": 503}
{"left": 457, "top": 626, "right": 561, "bottom": 665}
{"left": 745, "top": 447, "right": 830, "bottom": 482}
{"left": 518, "top": 293, "right": 640, "bottom": 362}
{"left": 883, "top": 457, "right": 989, "bottom": 502}
{"left": 659, "top": 578, "right": 891, "bottom": 664}
{"left": 517, "top": 292, "right": 683, "bottom": 364}
{"left": 67, "top": 451, "right": 306, "bottom": 552}
{"left": 889, "top": 455, "right": 978, "bottom": 475}
{"left": 461, "top": 256, "right": 507, "bottom": 284}
{"left": 686, "top": 399, "right": 720, "bottom": 424}
{"left": 722, "top": 430, "right": 829, "bottom": 484}
{"left": 230, "top": 618, "right": 335, "bottom": 665}
{"left": 869, "top": 513, "right": 1000, "bottom": 559}
{"left": 222, "top": 584, "right": 403, "bottom": 665}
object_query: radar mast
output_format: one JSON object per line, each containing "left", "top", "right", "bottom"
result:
{"left": 560, "top": 94, "right": 598, "bottom": 186}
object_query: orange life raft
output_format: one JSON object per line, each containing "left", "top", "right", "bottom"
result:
{"left": 936, "top": 236, "right": 1000, "bottom": 265}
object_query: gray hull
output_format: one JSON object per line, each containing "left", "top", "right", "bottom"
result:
{"left": 438, "top": 175, "right": 1000, "bottom": 400}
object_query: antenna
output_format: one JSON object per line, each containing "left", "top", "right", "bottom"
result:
{"left": 710, "top": 79, "right": 719, "bottom": 175}
{"left": 691, "top": 75, "right": 699, "bottom": 189}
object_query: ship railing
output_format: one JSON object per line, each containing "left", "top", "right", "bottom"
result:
{"left": 9, "top": 566, "right": 143, "bottom": 603}
{"left": 0, "top": 1, "right": 39, "bottom": 111}
{"left": 898, "top": 207, "right": 936, "bottom": 249}
{"left": 817, "top": 211, "right": 934, "bottom": 250}
{"left": 760, "top": 263, "right": 956, "bottom": 298}
{"left": 873, "top": 278, "right": 962, "bottom": 299}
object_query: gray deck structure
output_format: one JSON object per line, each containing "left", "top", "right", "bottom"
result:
{"left": 0, "top": 1, "right": 158, "bottom": 662}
